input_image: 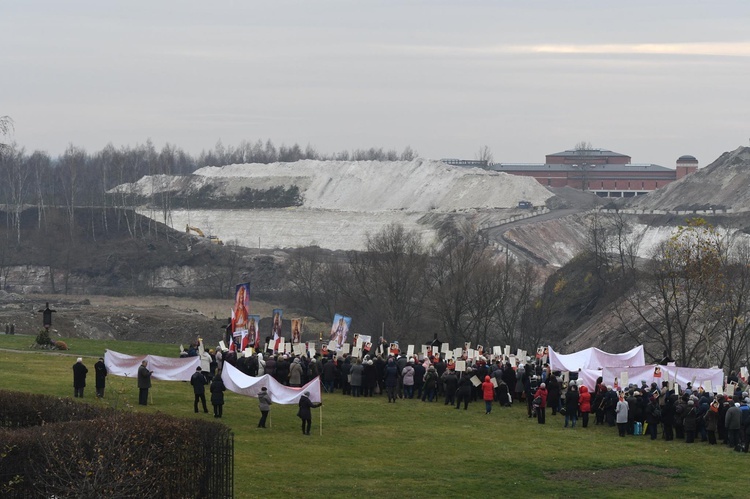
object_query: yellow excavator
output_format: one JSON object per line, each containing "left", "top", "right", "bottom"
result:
{"left": 186, "top": 225, "right": 224, "bottom": 245}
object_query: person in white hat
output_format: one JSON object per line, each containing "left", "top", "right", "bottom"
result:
{"left": 72, "top": 357, "right": 88, "bottom": 398}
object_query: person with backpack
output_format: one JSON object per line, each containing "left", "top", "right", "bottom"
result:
{"left": 645, "top": 395, "right": 662, "bottom": 440}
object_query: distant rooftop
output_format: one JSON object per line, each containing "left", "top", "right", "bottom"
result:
{"left": 547, "top": 148, "right": 630, "bottom": 158}
{"left": 492, "top": 163, "right": 672, "bottom": 173}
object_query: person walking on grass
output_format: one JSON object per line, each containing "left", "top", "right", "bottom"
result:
{"left": 482, "top": 375, "right": 494, "bottom": 414}
{"left": 191, "top": 366, "right": 208, "bottom": 414}
{"left": 258, "top": 386, "right": 272, "bottom": 428}
{"left": 297, "top": 390, "right": 322, "bottom": 435}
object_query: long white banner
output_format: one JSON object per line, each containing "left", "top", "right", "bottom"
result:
{"left": 104, "top": 350, "right": 201, "bottom": 382}
{"left": 221, "top": 362, "right": 322, "bottom": 404}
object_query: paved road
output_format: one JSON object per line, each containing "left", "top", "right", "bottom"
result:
{"left": 481, "top": 208, "right": 584, "bottom": 266}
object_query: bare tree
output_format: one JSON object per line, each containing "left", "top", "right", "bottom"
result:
{"left": 340, "top": 223, "right": 428, "bottom": 341}
{"left": 571, "top": 140, "right": 596, "bottom": 191}
{"left": 475, "top": 145, "right": 493, "bottom": 166}
{"left": 620, "top": 219, "right": 726, "bottom": 366}
{"left": 0, "top": 115, "right": 13, "bottom": 151}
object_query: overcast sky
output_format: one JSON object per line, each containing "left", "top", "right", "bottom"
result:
{"left": 2, "top": 0, "right": 749, "bottom": 168}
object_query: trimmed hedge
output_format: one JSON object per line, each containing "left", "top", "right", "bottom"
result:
{"left": 0, "top": 391, "right": 233, "bottom": 498}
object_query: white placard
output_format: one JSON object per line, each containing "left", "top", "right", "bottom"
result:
{"left": 470, "top": 375, "right": 481, "bottom": 387}
{"left": 491, "top": 377, "right": 498, "bottom": 388}
{"left": 703, "top": 380, "right": 712, "bottom": 393}
{"left": 219, "top": 341, "right": 227, "bottom": 351}
{"left": 504, "top": 345, "right": 511, "bottom": 357}
{"left": 328, "top": 341, "right": 338, "bottom": 351}
{"left": 441, "top": 343, "right": 450, "bottom": 353}
{"left": 454, "top": 348, "right": 463, "bottom": 358}
{"left": 351, "top": 346, "right": 361, "bottom": 358}
{"left": 444, "top": 350, "right": 453, "bottom": 360}
{"left": 407, "top": 345, "right": 415, "bottom": 357}
{"left": 308, "top": 347, "right": 316, "bottom": 357}
{"left": 293, "top": 344, "right": 304, "bottom": 355}
{"left": 277, "top": 338, "right": 285, "bottom": 352}
{"left": 621, "top": 372, "right": 629, "bottom": 387}
{"left": 341, "top": 343, "right": 351, "bottom": 354}
{"left": 455, "top": 360, "right": 466, "bottom": 372}
{"left": 422, "top": 345, "right": 429, "bottom": 354}
{"left": 516, "top": 349, "right": 523, "bottom": 358}
{"left": 467, "top": 348, "right": 475, "bottom": 360}
{"left": 493, "top": 346, "right": 502, "bottom": 356}
{"left": 244, "top": 347, "right": 253, "bottom": 357}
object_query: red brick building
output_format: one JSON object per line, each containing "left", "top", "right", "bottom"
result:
{"left": 484, "top": 149, "right": 698, "bottom": 198}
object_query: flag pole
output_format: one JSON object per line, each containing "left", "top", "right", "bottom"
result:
{"left": 319, "top": 402, "right": 323, "bottom": 436}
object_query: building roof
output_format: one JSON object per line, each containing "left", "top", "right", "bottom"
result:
{"left": 546, "top": 149, "right": 630, "bottom": 158}
{"left": 492, "top": 163, "right": 673, "bottom": 173}
{"left": 676, "top": 155, "right": 698, "bottom": 163}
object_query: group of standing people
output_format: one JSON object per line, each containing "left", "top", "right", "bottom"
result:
{"left": 71, "top": 357, "right": 108, "bottom": 399}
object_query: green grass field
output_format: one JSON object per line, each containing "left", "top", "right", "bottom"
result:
{"left": 1, "top": 334, "right": 747, "bottom": 498}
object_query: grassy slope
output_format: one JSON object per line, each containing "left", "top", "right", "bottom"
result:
{"left": 0, "top": 335, "right": 746, "bottom": 498}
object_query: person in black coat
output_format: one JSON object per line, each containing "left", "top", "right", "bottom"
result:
{"left": 547, "top": 375, "right": 561, "bottom": 415}
{"left": 442, "top": 369, "right": 458, "bottom": 406}
{"left": 190, "top": 367, "right": 208, "bottom": 413}
{"left": 384, "top": 358, "right": 399, "bottom": 403}
{"left": 363, "top": 359, "right": 378, "bottom": 397}
{"left": 321, "top": 358, "right": 337, "bottom": 393}
{"left": 564, "top": 384, "right": 579, "bottom": 427}
{"left": 210, "top": 373, "right": 226, "bottom": 418}
{"left": 275, "top": 355, "right": 290, "bottom": 386}
{"left": 94, "top": 357, "right": 107, "bottom": 398}
{"left": 72, "top": 358, "right": 88, "bottom": 398}
{"left": 455, "top": 372, "right": 473, "bottom": 410}
{"left": 297, "top": 391, "right": 322, "bottom": 435}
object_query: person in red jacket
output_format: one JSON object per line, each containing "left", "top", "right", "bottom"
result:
{"left": 482, "top": 376, "right": 495, "bottom": 414}
{"left": 534, "top": 383, "right": 548, "bottom": 424}
{"left": 578, "top": 384, "right": 592, "bottom": 428}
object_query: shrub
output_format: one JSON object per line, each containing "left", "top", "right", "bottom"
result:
{"left": 34, "top": 329, "right": 52, "bottom": 347}
{"left": 0, "top": 391, "right": 233, "bottom": 498}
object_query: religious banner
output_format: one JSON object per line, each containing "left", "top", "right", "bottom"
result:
{"left": 291, "top": 318, "right": 302, "bottom": 344}
{"left": 271, "top": 309, "right": 283, "bottom": 351}
{"left": 329, "top": 314, "right": 351, "bottom": 350}
{"left": 248, "top": 315, "right": 260, "bottom": 349}
{"left": 232, "top": 283, "right": 250, "bottom": 333}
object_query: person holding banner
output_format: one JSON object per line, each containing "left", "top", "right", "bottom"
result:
{"left": 137, "top": 360, "right": 152, "bottom": 406}
{"left": 257, "top": 387, "right": 271, "bottom": 429}
{"left": 297, "top": 390, "right": 322, "bottom": 436}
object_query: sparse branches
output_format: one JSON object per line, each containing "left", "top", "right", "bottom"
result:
{"left": 475, "top": 145, "right": 493, "bottom": 166}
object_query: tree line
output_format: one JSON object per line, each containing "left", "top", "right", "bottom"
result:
{"left": 285, "top": 222, "right": 547, "bottom": 355}
{"left": 579, "top": 212, "right": 750, "bottom": 373}
{"left": 0, "top": 138, "right": 418, "bottom": 243}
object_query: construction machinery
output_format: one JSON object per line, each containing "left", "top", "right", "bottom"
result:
{"left": 186, "top": 225, "right": 224, "bottom": 245}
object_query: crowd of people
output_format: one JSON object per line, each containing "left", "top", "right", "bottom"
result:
{"left": 75, "top": 342, "right": 750, "bottom": 449}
